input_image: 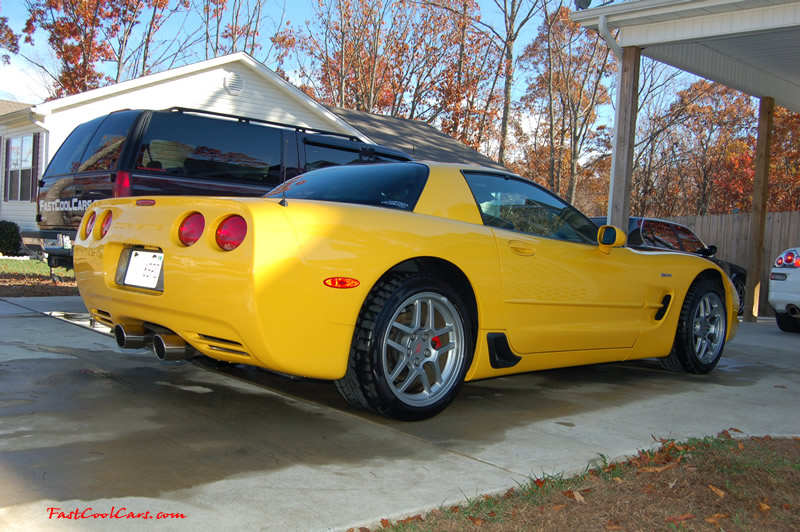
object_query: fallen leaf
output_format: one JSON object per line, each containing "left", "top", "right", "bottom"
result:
{"left": 380, "top": 518, "right": 391, "bottom": 528}
{"left": 503, "top": 488, "right": 516, "bottom": 498}
{"left": 738, "top": 442, "right": 745, "bottom": 451}
{"left": 729, "top": 427, "right": 743, "bottom": 433}
{"left": 487, "top": 511, "right": 496, "bottom": 518}
{"left": 574, "top": 490, "right": 586, "bottom": 503}
{"left": 534, "top": 478, "right": 547, "bottom": 488}
{"left": 605, "top": 519, "right": 622, "bottom": 530}
{"left": 764, "top": 435, "right": 773, "bottom": 440}
{"left": 449, "top": 506, "right": 460, "bottom": 513}
{"left": 705, "top": 513, "right": 730, "bottom": 525}
{"left": 398, "top": 514, "right": 423, "bottom": 524}
{"left": 668, "top": 480, "right": 678, "bottom": 489}
{"left": 665, "top": 513, "right": 695, "bottom": 524}
{"left": 758, "top": 502, "right": 771, "bottom": 512}
{"left": 468, "top": 515, "right": 484, "bottom": 526}
{"left": 552, "top": 504, "right": 566, "bottom": 511}
{"left": 782, "top": 504, "right": 791, "bottom": 510}
{"left": 613, "top": 477, "right": 623, "bottom": 484}
{"left": 640, "top": 462, "right": 679, "bottom": 473}
{"left": 709, "top": 484, "right": 726, "bottom": 499}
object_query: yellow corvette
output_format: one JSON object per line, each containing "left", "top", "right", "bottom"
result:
{"left": 74, "top": 162, "right": 738, "bottom": 420}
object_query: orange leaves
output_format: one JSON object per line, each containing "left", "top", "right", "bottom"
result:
{"left": 665, "top": 513, "right": 695, "bottom": 525}
{"left": 705, "top": 513, "right": 730, "bottom": 526}
{"left": 708, "top": 484, "right": 726, "bottom": 499}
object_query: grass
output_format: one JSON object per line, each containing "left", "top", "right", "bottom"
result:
{"left": 363, "top": 431, "right": 799, "bottom": 531}
{"left": 0, "top": 258, "right": 78, "bottom": 297}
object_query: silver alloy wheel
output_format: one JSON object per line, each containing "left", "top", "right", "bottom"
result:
{"left": 692, "top": 292, "right": 726, "bottom": 363}
{"left": 380, "top": 291, "right": 466, "bottom": 407}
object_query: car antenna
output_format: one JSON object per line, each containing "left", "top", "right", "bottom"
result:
{"left": 279, "top": 136, "right": 288, "bottom": 207}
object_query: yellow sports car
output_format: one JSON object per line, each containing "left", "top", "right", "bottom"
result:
{"left": 74, "top": 162, "right": 738, "bottom": 421}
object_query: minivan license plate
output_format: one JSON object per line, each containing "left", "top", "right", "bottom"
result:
{"left": 124, "top": 250, "right": 164, "bottom": 289}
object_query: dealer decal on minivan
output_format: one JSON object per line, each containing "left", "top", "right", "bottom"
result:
{"left": 40, "top": 198, "right": 95, "bottom": 212}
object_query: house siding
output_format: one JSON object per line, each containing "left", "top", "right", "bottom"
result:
{"left": 0, "top": 123, "right": 46, "bottom": 232}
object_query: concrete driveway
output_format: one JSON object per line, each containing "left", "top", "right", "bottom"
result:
{"left": 1, "top": 296, "right": 798, "bottom": 531}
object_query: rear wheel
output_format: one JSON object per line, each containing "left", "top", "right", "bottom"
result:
{"left": 775, "top": 312, "right": 800, "bottom": 333}
{"left": 733, "top": 276, "right": 746, "bottom": 316}
{"left": 661, "top": 279, "right": 727, "bottom": 374}
{"left": 336, "top": 273, "right": 474, "bottom": 421}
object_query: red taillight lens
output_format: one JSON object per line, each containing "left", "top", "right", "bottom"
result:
{"left": 83, "top": 211, "right": 96, "bottom": 239}
{"left": 100, "top": 211, "right": 112, "bottom": 238}
{"left": 216, "top": 215, "right": 247, "bottom": 251}
{"left": 777, "top": 256, "right": 784, "bottom": 266}
{"left": 786, "top": 252, "right": 796, "bottom": 267}
{"left": 178, "top": 213, "right": 205, "bottom": 246}
{"left": 114, "top": 171, "right": 132, "bottom": 197}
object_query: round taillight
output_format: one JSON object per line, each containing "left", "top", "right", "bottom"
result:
{"left": 178, "top": 213, "right": 205, "bottom": 246}
{"left": 216, "top": 215, "right": 247, "bottom": 251}
{"left": 100, "top": 211, "right": 113, "bottom": 238}
{"left": 777, "top": 256, "right": 784, "bottom": 267}
{"left": 785, "top": 252, "right": 796, "bottom": 266}
{"left": 83, "top": 211, "right": 96, "bottom": 239}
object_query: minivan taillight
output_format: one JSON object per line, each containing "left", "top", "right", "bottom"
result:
{"left": 216, "top": 215, "right": 247, "bottom": 251}
{"left": 114, "top": 171, "right": 132, "bottom": 197}
{"left": 178, "top": 213, "right": 205, "bottom": 246}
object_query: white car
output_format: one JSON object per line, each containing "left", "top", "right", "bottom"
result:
{"left": 769, "top": 247, "right": 800, "bottom": 333}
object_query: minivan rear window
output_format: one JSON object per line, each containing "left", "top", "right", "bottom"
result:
{"left": 265, "top": 163, "right": 428, "bottom": 211}
{"left": 136, "top": 112, "right": 283, "bottom": 186}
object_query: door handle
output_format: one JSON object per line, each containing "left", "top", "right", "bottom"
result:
{"left": 508, "top": 240, "right": 535, "bottom": 256}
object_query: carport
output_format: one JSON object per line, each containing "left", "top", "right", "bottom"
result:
{"left": 571, "top": 0, "right": 800, "bottom": 321}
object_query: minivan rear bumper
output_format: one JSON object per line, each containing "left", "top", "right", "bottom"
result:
{"left": 21, "top": 230, "right": 76, "bottom": 268}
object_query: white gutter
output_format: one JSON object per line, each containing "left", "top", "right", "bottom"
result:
{"left": 598, "top": 15, "right": 623, "bottom": 60}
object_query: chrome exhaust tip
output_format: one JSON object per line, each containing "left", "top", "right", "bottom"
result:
{"left": 153, "top": 334, "right": 196, "bottom": 362}
{"left": 114, "top": 324, "right": 153, "bottom": 349}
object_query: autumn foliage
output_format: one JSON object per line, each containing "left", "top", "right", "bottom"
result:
{"left": 2, "top": 0, "right": 799, "bottom": 216}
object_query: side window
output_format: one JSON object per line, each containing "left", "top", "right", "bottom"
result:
{"left": 645, "top": 220, "right": 681, "bottom": 250}
{"left": 463, "top": 172, "right": 597, "bottom": 244}
{"left": 136, "top": 112, "right": 283, "bottom": 187}
{"left": 77, "top": 111, "right": 139, "bottom": 173}
{"left": 44, "top": 115, "right": 106, "bottom": 176}
{"left": 305, "top": 143, "right": 361, "bottom": 171}
{"left": 673, "top": 224, "right": 705, "bottom": 253}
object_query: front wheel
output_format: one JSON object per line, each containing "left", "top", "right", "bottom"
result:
{"left": 661, "top": 279, "right": 727, "bottom": 374}
{"left": 336, "top": 273, "right": 474, "bottom": 421}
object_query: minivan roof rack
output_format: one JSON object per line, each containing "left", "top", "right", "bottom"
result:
{"left": 165, "top": 107, "right": 362, "bottom": 142}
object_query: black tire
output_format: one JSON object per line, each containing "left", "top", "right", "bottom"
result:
{"left": 335, "top": 273, "right": 474, "bottom": 421}
{"left": 775, "top": 312, "right": 800, "bottom": 333}
{"left": 733, "top": 276, "right": 746, "bottom": 316}
{"left": 663, "top": 278, "right": 727, "bottom": 374}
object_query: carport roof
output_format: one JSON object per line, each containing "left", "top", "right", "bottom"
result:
{"left": 571, "top": 0, "right": 800, "bottom": 112}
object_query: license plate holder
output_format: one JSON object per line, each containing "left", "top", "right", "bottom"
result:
{"left": 121, "top": 249, "right": 164, "bottom": 290}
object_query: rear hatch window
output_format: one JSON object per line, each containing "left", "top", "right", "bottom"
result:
{"left": 265, "top": 162, "right": 428, "bottom": 211}
{"left": 136, "top": 112, "right": 283, "bottom": 187}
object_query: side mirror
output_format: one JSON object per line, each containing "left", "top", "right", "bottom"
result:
{"left": 705, "top": 245, "right": 717, "bottom": 257}
{"left": 597, "top": 225, "right": 626, "bottom": 254}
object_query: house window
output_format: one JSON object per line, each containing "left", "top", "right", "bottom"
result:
{"left": 4, "top": 135, "right": 35, "bottom": 202}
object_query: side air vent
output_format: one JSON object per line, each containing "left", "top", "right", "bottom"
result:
{"left": 655, "top": 295, "right": 672, "bottom": 321}
{"left": 224, "top": 72, "right": 245, "bottom": 96}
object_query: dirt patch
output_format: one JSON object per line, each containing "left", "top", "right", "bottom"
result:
{"left": 377, "top": 433, "right": 800, "bottom": 531}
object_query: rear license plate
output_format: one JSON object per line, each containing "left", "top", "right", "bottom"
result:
{"left": 124, "top": 250, "right": 164, "bottom": 289}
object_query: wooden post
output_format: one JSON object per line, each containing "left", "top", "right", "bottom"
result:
{"left": 608, "top": 46, "right": 640, "bottom": 230}
{"left": 743, "top": 97, "right": 774, "bottom": 322}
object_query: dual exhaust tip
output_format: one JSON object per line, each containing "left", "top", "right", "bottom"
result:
{"left": 114, "top": 324, "right": 195, "bottom": 361}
